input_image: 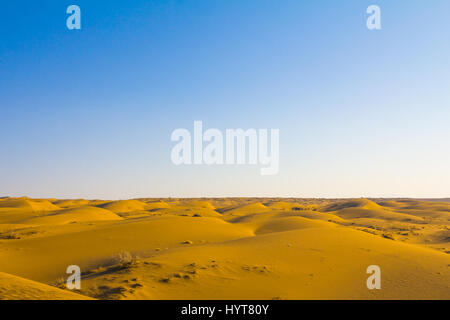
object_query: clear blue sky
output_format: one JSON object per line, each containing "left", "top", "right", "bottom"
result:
{"left": 1, "top": 0, "right": 449, "bottom": 199}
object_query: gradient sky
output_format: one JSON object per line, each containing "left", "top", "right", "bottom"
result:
{"left": 1, "top": 0, "right": 449, "bottom": 199}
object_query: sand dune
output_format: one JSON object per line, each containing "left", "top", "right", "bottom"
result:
{"left": 220, "top": 202, "right": 270, "bottom": 216}
{"left": 121, "top": 227, "right": 448, "bottom": 300}
{"left": 0, "top": 198, "right": 60, "bottom": 212}
{"left": 21, "top": 206, "right": 123, "bottom": 225}
{"left": 253, "top": 216, "right": 336, "bottom": 234}
{"left": 52, "top": 199, "right": 91, "bottom": 208}
{"left": 0, "top": 272, "right": 92, "bottom": 300}
{"left": 0, "top": 197, "right": 448, "bottom": 300}
{"left": 98, "top": 200, "right": 149, "bottom": 213}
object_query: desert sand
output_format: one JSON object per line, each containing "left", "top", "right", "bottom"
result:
{"left": 0, "top": 197, "right": 448, "bottom": 300}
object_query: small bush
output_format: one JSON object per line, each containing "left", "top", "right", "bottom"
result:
{"left": 116, "top": 251, "right": 138, "bottom": 269}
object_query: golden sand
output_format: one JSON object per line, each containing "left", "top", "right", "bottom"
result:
{"left": 0, "top": 197, "right": 448, "bottom": 300}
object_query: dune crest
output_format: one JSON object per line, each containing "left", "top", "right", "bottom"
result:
{"left": 98, "top": 200, "right": 150, "bottom": 213}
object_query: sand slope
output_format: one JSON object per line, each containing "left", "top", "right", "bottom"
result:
{"left": 0, "top": 272, "right": 93, "bottom": 300}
